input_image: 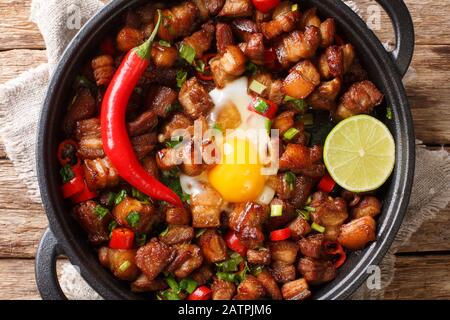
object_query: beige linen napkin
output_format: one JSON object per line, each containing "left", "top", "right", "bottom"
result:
{"left": 0, "top": 0, "right": 449, "bottom": 300}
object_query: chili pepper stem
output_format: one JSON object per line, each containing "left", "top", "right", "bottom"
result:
{"left": 134, "top": 9, "right": 162, "bottom": 60}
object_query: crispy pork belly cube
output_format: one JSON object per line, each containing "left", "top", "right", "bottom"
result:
{"left": 268, "top": 241, "right": 298, "bottom": 264}
{"left": 198, "top": 229, "right": 228, "bottom": 263}
{"left": 281, "top": 278, "right": 311, "bottom": 300}
{"left": 298, "top": 257, "right": 337, "bottom": 285}
{"left": 98, "top": 247, "right": 140, "bottom": 281}
{"left": 179, "top": 77, "right": 214, "bottom": 120}
{"left": 159, "top": 225, "right": 194, "bottom": 245}
{"left": 73, "top": 200, "right": 112, "bottom": 245}
{"left": 131, "top": 275, "right": 168, "bottom": 292}
{"left": 212, "top": 276, "right": 236, "bottom": 300}
{"left": 135, "top": 238, "right": 175, "bottom": 280}
{"left": 246, "top": 248, "right": 271, "bottom": 265}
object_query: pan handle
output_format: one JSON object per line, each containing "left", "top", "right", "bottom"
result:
{"left": 35, "top": 228, "right": 68, "bottom": 300}
{"left": 375, "top": 0, "right": 415, "bottom": 77}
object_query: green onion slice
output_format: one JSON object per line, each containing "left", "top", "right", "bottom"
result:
{"left": 179, "top": 278, "right": 198, "bottom": 294}
{"left": 60, "top": 165, "right": 74, "bottom": 183}
{"left": 176, "top": 70, "right": 188, "bottom": 88}
{"left": 284, "top": 171, "right": 296, "bottom": 190}
{"left": 254, "top": 99, "right": 269, "bottom": 113}
{"left": 249, "top": 80, "right": 267, "bottom": 95}
{"left": 159, "top": 40, "right": 171, "bottom": 47}
{"left": 195, "top": 228, "right": 207, "bottom": 238}
{"left": 296, "top": 209, "right": 310, "bottom": 222}
{"left": 114, "top": 190, "right": 127, "bottom": 205}
{"left": 284, "top": 127, "right": 300, "bottom": 140}
{"left": 118, "top": 260, "right": 131, "bottom": 273}
{"left": 94, "top": 205, "right": 109, "bottom": 219}
{"left": 311, "top": 222, "right": 325, "bottom": 233}
{"left": 159, "top": 226, "right": 170, "bottom": 237}
{"left": 284, "top": 95, "right": 307, "bottom": 111}
{"left": 270, "top": 204, "right": 283, "bottom": 217}
{"left": 126, "top": 211, "right": 141, "bottom": 228}
{"left": 179, "top": 43, "right": 196, "bottom": 64}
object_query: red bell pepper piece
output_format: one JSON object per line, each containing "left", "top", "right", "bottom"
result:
{"left": 318, "top": 173, "right": 337, "bottom": 193}
{"left": 224, "top": 230, "right": 247, "bottom": 256}
{"left": 100, "top": 10, "right": 182, "bottom": 207}
{"left": 323, "top": 241, "right": 347, "bottom": 268}
{"left": 61, "top": 163, "right": 85, "bottom": 198}
{"left": 109, "top": 228, "right": 135, "bottom": 250}
{"left": 269, "top": 227, "right": 291, "bottom": 241}
{"left": 71, "top": 180, "right": 97, "bottom": 204}
{"left": 187, "top": 286, "right": 212, "bottom": 300}
{"left": 248, "top": 96, "right": 278, "bottom": 119}
{"left": 251, "top": 0, "right": 280, "bottom": 13}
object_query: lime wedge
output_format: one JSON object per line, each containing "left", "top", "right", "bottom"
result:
{"left": 323, "top": 115, "right": 395, "bottom": 192}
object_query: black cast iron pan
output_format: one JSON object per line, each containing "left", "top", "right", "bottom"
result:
{"left": 35, "top": 0, "right": 415, "bottom": 300}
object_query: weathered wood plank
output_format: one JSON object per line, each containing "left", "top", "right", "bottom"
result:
{"left": 0, "top": 49, "right": 47, "bottom": 84}
{"left": 0, "top": 0, "right": 44, "bottom": 51}
{"left": 384, "top": 254, "right": 450, "bottom": 299}
{"left": 0, "top": 259, "right": 41, "bottom": 299}
{"left": 0, "top": 160, "right": 47, "bottom": 258}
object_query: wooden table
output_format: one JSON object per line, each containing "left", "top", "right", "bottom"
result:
{"left": 0, "top": 0, "right": 449, "bottom": 300}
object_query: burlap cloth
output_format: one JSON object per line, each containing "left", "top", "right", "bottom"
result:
{"left": 0, "top": 0, "right": 449, "bottom": 300}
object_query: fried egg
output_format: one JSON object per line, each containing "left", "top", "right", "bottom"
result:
{"left": 180, "top": 77, "right": 278, "bottom": 205}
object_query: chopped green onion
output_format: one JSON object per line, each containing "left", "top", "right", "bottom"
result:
{"left": 270, "top": 204, "right": 283, "bottom": 217}
{"left": 302, "top": 113, "right": 314, "bottom": 126}
{"left": 236, "top": 261, "right": 250, "bottom": 282}
{"left": 283, "top": 127, "right": 300, "bottom": 140}
{"left": 249, "top": 80, "right": 267, "bottom": 95}
{"left": 194, "top": 59, "right": 206, "bottom": 73}
{"left": 306, "top": 195, "right": 312, "bottom": 205}
{"left": 216, "top": 253, "right": 243, "bottom": 273}
{"left": 284, "top": 95, "right": 307, "bottom": 111}
{"left": 386, "top": 106, "right": 393, "bottom": 120}
{"left": 166, "top": 276, "right": 180, "bottom": 292}
{"left": 60, "top": 165, "right": 74, "bottom": 183}
{"left": 159, "top": 40, "right": 171, "bottom": 47}
{"left": 311, "top": 222, "right": 325, "bottom": 233}
{"left": 179, "top": 43, "right": 196, "bottom": 64}
{"left": 253, "top": 99, "right": 269, "bottom": 113}
{"left": 118, "top": 260, "right": 131, "bottom": 273}
{"left": 159, "top": 226, "right": 170, "bottom": 237}
{"left": 165, "top": 136, "right": 183, "bottom": 148}
{"left": 135, "top": 233, "right": 147, "bottom": 247}
{"left": 179, "top": 278, "right": 198, "bottom": 294}
{"left": 296, "top": 209, "right": 310, "bottom": 222}
{"left": 291, "top": 3, "right": 298, "bottom": 11}
{"left": 126, "top": 211, "right": 141, "bottom": 228}
{"left": 114, "top": 190, "right": 127, "bottom": 205}
{"left": 176, "top": 70, "right": 188, "bottom": 88}
{"left": 158, "top": 289, "right": 181, "bottom": 300}
{"left": 246, "top": 62, "right": 258, "bottom": 75}
{"left": 217, "top": 272, "right": 237, "bottom": 283}
{"left": 304, "top": 205, "right": 316, "bottom": 212}
{"left": 265, "top": 119, "right": 272, "bottom": 135}
{"left": 195, "top": 228, "right": 207, "bottom": 238}
{"left": 94, "top": 205, "right": 109, "bottom": 219}
{"left": 284, "top": 171, "right": 296, "bottom": 190}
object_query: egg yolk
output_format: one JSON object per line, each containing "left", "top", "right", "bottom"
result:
{"left": 208, "top": 138, "right": 266, "bottom": 203}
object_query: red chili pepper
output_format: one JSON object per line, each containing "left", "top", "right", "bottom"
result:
{"left": 318, "top": 173, "right": 337, "bottom": 193}
{"left": 57, "top": 139, "right": 79, "bottom": 166}
{"left": 263, "top": 47, "right": 278, "bottom": 68}
{"left": 251, "top": 0, "right": 280, "bottom": 13}
{"left": 61, "top": 163, "right": 85, "bottom": 198}
{"left": 71, "top": 180, "right": 97, "bottom": 204}
{"left": 224, "top": 230, "right": 247, "bottom": 256}
{"left": 323, "top": 241, "right": 347, "bottom": 268}
{"left": 187, "top": 286, "right": 212, "bottom": 300}
{"left": 109, "top": 228, "right": 135, "bottom": 250}
{"left": 270, "top": 227, "right": 291, "bottom": 241}
{"left": 100, "top": 37, "right": 116, "bottom": 56}
{"left": 248, "top": 96, "right": 278, "bottom": 119}
{"left": 101, "top": 10, "right": 182, "bottom": 207}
